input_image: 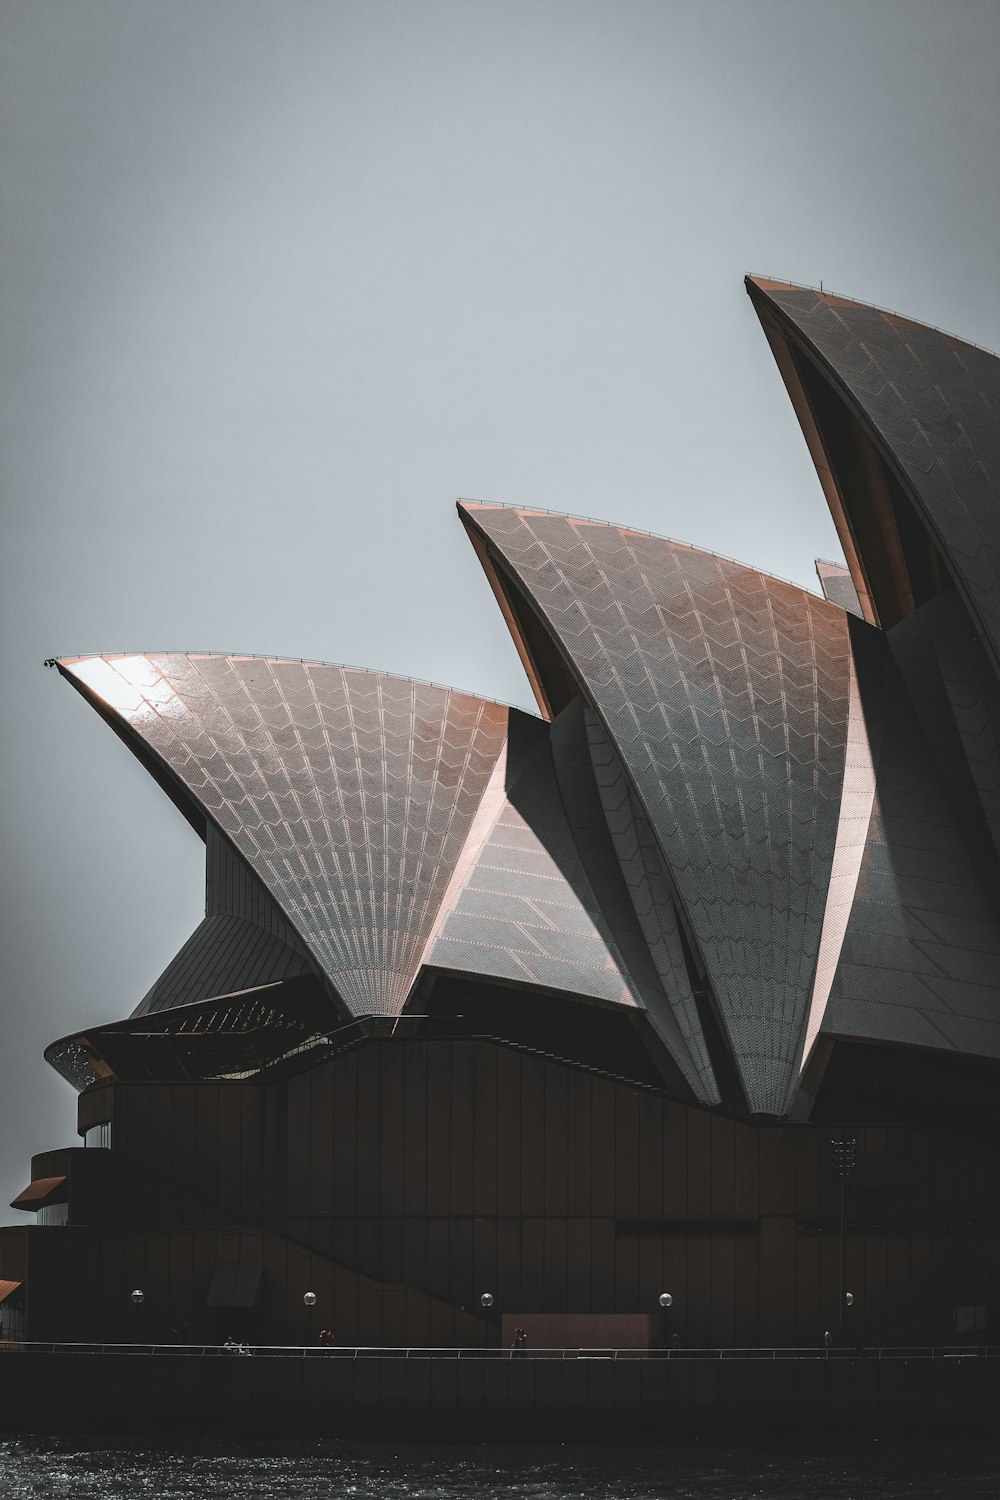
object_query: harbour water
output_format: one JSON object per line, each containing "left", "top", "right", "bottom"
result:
{"left": 2, "top": 1438, "right": 999, "bottom": 1498}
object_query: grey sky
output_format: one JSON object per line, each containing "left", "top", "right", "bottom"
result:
{"left": 2, "top": 0, "right": 998, "bottom": 1218}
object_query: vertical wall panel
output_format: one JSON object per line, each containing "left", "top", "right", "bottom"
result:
{"left": 758, "top": 1217, "right": 797, "bottom": 1346}
{"left": 886, "top": 1238, "right": 911, "bottom": 1344}
{"left": 473, "top": 1043, "right": 498, "bottom": 1218}
{"left": 795, "top": 1235, "right": 820, "bottom": 1346}
{"left": 614, "top": 1229, "right": 639, "bottom": 1312}
{"left": 709, "top": 1237, "right": 735, "bottom": 1346}
{"left": 194, "top": 1087, "right": 220, "bottom": 1208}
{"left": 732, "top": 1236, "right": 758, "bottom": 1346}
{"left": 543, "top": 1218, "right": 568, "bottom": 1312}
{"left": 472, "top": 1215, "right": 497, "bottom": 1308}
{"left": 732, "top": 1121, "right": 759, "bottom": 1220}
{"left": 590, "top": 1079, "right": 615, "bottom": 1217}
{"left": 638, "top": 1094, "right": 664, "bottom": 1218}
{"left": 333, "top": 1053, "right": 358, "bottom": 1217}
{"left": 590, "top": 1219, "right": 617, "bottom": 1310}
{"left": 355, "top": 1045, "right": 381, "bottom": 1218}
{"left": 566, "top": 1217, "right": 592, "bottom": 1310}
{"left": 496, "top": 1216, "right": 522, "bottom": 1310}
{"left": 448, "top": 1217, "right": 474, "bottom": 1309}
{"left": 543, "top": 1063, "right": 569, "bottom": 1217}
{"left": 379, "top": 1042, "right": 404, "bottom": 1217}
{"left": 286, "top": 1075, "right": 310, "bottom": 1220}
{"left": 685, "top": 1235, "right": 711, "bottom": 1343}
{"left": 662, "top": 1100, "right": 688, "bottom": 1218}
{"left": 614, "top": 1089, "right": 640, "bottom": 1217}
{"left": 519, "top": 1056, "right": 546, "bottom": 1216}
{"left": 520, "top": 1219, "right": 545, "bottom": 1309}
{"left": 402, "top": 1043, "right": 428, "bottom": 1217}
{"left": 759, "top": 1129, "right": 796, "bottom": 1217}
{"left": 449, "top": 1042, "right": 475, "bottom": 1216}
{"left": 495, "top": 1048, "right": 522, "bottom": 1218}
{"left": 425, "top": 1044, "right": 453, "bottom": 1218}
{"left": 566, "top": 1073, "right": 593, "bottom": 1215}
{"left": 426, "top": 1218, "right": 451, "bottom": 1303}
{"left": 686, "top": 1108, "right": 712, "bottom": 1219}
{"left": 709, "top": 1116, "right": 735, "bottom": 1219}
{"left": 401, "top": 1216, "right": 427, "bottom": 1293}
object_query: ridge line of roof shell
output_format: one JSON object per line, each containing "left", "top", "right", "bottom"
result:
{"left": 745, "top": 274, "right": 1000, "bottom": 360}
{"left": 457, "top": 500, "right": 833, "bottom": 604}
{"left": 49, "top": 652, "right": 535, "bottom": 718}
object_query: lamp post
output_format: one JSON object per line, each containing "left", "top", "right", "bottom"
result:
{"left": 831, "top": 1133, "right": 857, "bottom": 1345}
{"left": 130, "top": 1288, "right": 144, "bottom": 1347}
{"left": 303, "top": 1290, "right": 317, "bottom": 1347}
{"left": 658, "top": 1292, "right": 675, "bottom": 1350}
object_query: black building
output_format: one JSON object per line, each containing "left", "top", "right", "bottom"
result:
{"left": 3, "top": 277, "right": 999, "bottom": 1351}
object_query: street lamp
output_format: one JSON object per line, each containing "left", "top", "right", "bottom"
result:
{"left": 658, "top": 1292, "right": 677, "bottom": 1350}
{"left": 831, "top": 1133, "right": 857, "bottom": 1345}
{"left": 130, "top": 1288, "right": 144, "bottom": 1346}
{"left": 303, "top": 1290, "right": 317, "bottom": 1347}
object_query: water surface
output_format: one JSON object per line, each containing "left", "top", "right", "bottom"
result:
{"left": 3, "top": 1438, "right": 999, "bottom": 1498}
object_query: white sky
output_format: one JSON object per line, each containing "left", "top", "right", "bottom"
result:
{"left": 2, "top": 0, "right": 999, "bottom": 1215}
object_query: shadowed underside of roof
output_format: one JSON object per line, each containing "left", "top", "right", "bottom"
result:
{"left": 134, "top": 824, "right": 314, "bottom": 1017}
{"left": 822, "top": 627, "right": 1000, "bottom": 1061}
{"left": 58, "top": 653, "right": 512, "bottom": 1019}
{"left": 459, "top": 503, "right": 855, "bottom": 1116}
{"left": 747, "top": 276, "right": 1000, "bottom": 674}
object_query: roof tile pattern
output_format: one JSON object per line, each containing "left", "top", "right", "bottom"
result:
{"left": 61, "top": 654, "right": 510, "bottom": 1017}
{"left": 426, "top": 729, "right": 645, "bottom": 1011}
{"left": 815, "top": 560, "right": 863, "bottom": 618}
{"left": 750, "top": 278, "right": 1000, "bottom": 668}
{"left": 461, "top": 504, "right": 853, "bottom": 1115}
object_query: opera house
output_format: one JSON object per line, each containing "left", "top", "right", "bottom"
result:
{"left": 3, "top": 276, "right": 1000, "bottom": 1354}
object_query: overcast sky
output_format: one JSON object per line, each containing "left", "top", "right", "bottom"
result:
{"left": 2, "top": 0, "right": 998, "bottom": 1219}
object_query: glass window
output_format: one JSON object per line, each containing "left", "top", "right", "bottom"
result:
{"left": 84, "top": 1121, "right": 111, "bottom": 1149}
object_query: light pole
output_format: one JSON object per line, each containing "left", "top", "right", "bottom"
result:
{"left": 303, "top": 1290, "right": 317, "bottom": 1347}
{"left": 130, "top": 1288, "right": 144, "bottom": 1347}
{"left": 658, "top": 1292, "right": 675, "bottom": 1350}
{"left": 831, "top": 1134, "right": 856, "bottom": 1345}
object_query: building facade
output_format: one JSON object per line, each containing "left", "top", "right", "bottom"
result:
{"left": 3, "top": 277, "right": 1000, "bottom": 1350}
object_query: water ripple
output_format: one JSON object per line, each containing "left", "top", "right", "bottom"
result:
{"left": 2, "top": 1437, "right": 999, "bottom": 1499}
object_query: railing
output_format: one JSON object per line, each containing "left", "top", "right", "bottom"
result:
{"left": 2, "top": 1340, "right": 996, "bottom": 1361}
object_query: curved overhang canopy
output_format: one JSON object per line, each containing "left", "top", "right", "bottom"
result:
{"left": 460, "top": 502, "right": 857, "bottom": 1116}
{"left": 746, "top": 276, "right": 1000, "bottom": 674}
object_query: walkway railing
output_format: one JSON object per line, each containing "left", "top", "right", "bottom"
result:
{"left": 1, "top": 1340, "right": 996, "bottom": 1361}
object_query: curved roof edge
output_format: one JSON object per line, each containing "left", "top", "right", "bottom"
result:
{"left": 746, "top": 274, "right": 1000, "bottom": 359}
{"left": 745, "top": 275, "right": 1000, "bottom": 675}
{"left": 53, "top": 653, "right": 518, "bottom": 1022}
{"left": 48, "top": 651, "right": 530, "bottom": 718}
{"left": 458, "top": 498, "right": 831, "bottom": 604}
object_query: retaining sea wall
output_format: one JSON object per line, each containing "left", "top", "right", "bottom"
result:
{"left": 1, "top": 1349, "right": 998, "bottom": 1440}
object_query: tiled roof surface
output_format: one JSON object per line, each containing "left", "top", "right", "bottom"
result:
{"left": 60, "top": 654, "right": 510, "bottom": 1018}
{"left": 461, "top": 504, "right": 853, "bottom": 1115}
